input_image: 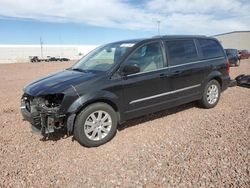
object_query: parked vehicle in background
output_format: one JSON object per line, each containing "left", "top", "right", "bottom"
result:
{"left": 238, "top": 50, "right": 250, "bottom": 59}
{"left": 21, "top": 35, "right": 231, "bottom": 147}
{"left": 47, "top": 56, "right": 70, "bottom": 62}
{"left": 225, "top": 49, "right": 240, "bottom": 66}
{"left": 60, "top": 57, "right": 70, "bottom": 61}
{"left": 29, "top": 56, "right": 50, "bottom": 63}
{"left": 29, "top": 56, "right": 40, "bottom": 63}
{"left": 30, "top": 56, "right": 71, "bottom": 62}
{"left": 47, "top": 56, "right": 60, "bottom": 62}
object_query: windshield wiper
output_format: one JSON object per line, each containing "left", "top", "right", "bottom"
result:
{"left": 70, "top": 68, "right": 89, "bottom": 73}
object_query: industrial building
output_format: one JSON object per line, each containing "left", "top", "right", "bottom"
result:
{"left": 1, "top": 31, "right": 249, "bottom": 64}
{"left": 0, "top": 45, "right": 98, "bottom": 63}
{"left": 214, "top": 31, "right": 250, "bottom": 51}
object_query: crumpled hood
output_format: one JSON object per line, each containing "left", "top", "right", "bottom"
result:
{"left": 24, "top": 69, "right": 97, "bottom": 96}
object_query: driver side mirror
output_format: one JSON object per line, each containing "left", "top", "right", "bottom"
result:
{"left": 121, "top": 64, "right": 140, "bottom": 76}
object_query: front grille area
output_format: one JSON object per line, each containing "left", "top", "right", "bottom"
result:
{"left": 22, "top": 93, "right": 42, "bottom": 129}
{"left": 33, "top": 114, "right": 42, "bottom": 130}
{"left": 21, "top": 93, "right": 66, "bottom": 134}
{"left": 25, "top": 100, "right": 31, "bottom": 112}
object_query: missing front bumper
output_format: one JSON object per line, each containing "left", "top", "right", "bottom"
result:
{"left": 20, "top": 100, "right": 66, "bottom": 135}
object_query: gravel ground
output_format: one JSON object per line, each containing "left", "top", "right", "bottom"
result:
{"left": 0, "top": 60, "right": 249, "bottom": 187}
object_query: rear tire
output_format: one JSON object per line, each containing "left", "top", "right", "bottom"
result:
{"left": 74, "top": 102, "right": 118, "bottom": 147}
{"left": 199, "top": 80, "right": 221, "bottom": 109}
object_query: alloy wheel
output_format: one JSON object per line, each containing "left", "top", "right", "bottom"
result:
{"left": 84, "top": 110, "right": 112, "bottom": 141}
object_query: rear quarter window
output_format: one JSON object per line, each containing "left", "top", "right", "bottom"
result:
{"left": 165, "top": 39, "right": 199, "bottom": 66}
{"left": 198, "top": 39, "right": 224, "bottom": 59}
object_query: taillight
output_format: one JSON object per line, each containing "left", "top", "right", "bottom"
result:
{"left": 226, "top": 60, "right": 230, "bottom": 75}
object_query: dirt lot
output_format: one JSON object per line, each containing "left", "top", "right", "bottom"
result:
{"left": 0, "top": 60, "right": 249, "bottom": 187}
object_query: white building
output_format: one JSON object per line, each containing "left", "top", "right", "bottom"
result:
{"left": 214, "top": 31, "right": 250, "bottom": 51}
{"left": 2, "top": 31, "right": 249, "bottom": 64}
{"left": 0, "top": 45, "right": 98, "bottom": 63}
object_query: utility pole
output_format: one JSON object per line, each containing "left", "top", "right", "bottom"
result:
{"left": 59, "top": 34, "right": 63, "bottom": 58}
{"left": 40, "top": 37, "right": 43, "bottom": 58}
{"left": 157, "top": 20, "right": 161, "bottom": 35}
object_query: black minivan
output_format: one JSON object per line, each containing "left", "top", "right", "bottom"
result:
{"left": 21, "top": 35, "right": 230, "bottom": 147}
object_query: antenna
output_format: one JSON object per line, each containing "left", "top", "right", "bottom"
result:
{"left": 157, "top": 20, "right": 161, "bottom": 35}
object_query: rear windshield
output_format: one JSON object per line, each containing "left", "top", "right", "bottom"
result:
{"left": 198, "top": 39, "right": 224, "bottom": 59}
{"left": 225, "top": 49, "right": 238, "bottom": 55}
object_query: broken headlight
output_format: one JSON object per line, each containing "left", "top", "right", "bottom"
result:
{"left": 42, "top": 94, "right": 64, "bottom": 108}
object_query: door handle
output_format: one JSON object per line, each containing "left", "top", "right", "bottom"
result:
{"left": 160, "top": 73, "right": 168, "bottom": 78}
{"left": 172, "top": 70, "right": 182, "bottom": 76}
{"left": 174, "top": 70, "right": 181, "bottom": 74}
{"left": 160, "top": 73, "right": 165, "bottom": 77}
{"left": 160, "top": 73, "right": 169, "bottom": 79}
{"left": 168, "top": 70, "right": 182, "bottom": 78}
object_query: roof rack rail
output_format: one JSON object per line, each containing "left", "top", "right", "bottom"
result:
{"left": 152, "top": 35, "right": 207, "bottom": 38}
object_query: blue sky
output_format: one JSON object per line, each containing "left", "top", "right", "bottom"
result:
{"left": 0, "top": 18, "right": 155, "bottom": 45}
{"left": 0, "top": 0, "right": 249, "bottom": 45}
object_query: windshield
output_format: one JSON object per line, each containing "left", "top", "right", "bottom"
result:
{"left": 72, "top": 42, "right": 135, "bottom": 72}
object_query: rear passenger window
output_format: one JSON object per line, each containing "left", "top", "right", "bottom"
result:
{"left": 198, "top": 39, "right": 224, "bottom": 59}
{"left": 165, "top": 40, "right": 198, "bottom": 66}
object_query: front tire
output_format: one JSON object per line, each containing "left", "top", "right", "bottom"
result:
{"left": 74, "top": 102, "right": 118, "bottom": 147}
{"left": 199, "top": 80, "right": 221, "bottom": 109}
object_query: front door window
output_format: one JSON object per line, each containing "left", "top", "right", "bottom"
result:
{"left": 125, "top": 42, "right": 164, "bottom": 73}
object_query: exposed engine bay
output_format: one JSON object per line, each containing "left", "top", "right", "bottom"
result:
{"left": 21, "top": 93, "right": 66, "bottom": 134}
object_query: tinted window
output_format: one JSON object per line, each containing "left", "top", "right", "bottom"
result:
{"left": 198, "top": 39, "right": 224, "bottom": 59}
{"left": 165, "top": 40, "right": 198, "bottom": 66}
{"left": 125, "top": 42, "right": 164, "bottom": 73}
{"left": 225, "top": 49, "right": 237, "bottom": 55}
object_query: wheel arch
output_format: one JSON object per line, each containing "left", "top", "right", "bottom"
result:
{"left": 77, "top": 99, "right": 120, "bottom": 118}
{"left": 199, "top": 73, "right": 222, "bottom": 109}
{"left": 211, "top": 76, "right": 222, "bottom": 88}
{"left": 205, "top": 71, "right": 223, "bottom": 89}
{"left": 66, "top": 92, "right": 122, "bottom": 133}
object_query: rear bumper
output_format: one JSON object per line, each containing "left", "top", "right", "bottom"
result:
{"left": 221, "top": 75, "right": 231, "bottom": 91}
{"left": 229, "top": 79, "right": 237, "bottom": 87}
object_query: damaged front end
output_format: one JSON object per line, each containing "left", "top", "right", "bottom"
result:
{"left": 20, "top": 68, "right": 99, "bottom": 137}
{"left": 20, "top": 93, "right": 66, "bottom": 135}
